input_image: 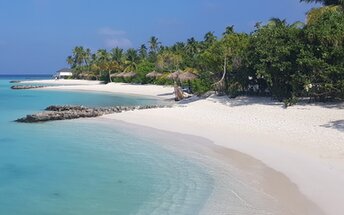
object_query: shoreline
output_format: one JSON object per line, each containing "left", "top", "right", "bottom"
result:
{"left": 83, "top": 118, "right": 323, "bottom": 215}
{"left": 23, "top": 79, "right": 344, "bottom": 214}
{"left": 20, "top": 79, "right": 175, "bottom": 100}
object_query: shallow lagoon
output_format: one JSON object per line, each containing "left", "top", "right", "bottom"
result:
{"left": 0, "top": 76, "right": 212, "bottom": 214}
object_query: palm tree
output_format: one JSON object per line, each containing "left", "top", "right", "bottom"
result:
{"left": 203, "top": 31, "right": 217, "bottom": 47}
{"left": 124, "top": 48, "right": 139, "bottom": 72}
{"left": 94, "top": 49, "right": 111, "bottom": 81}
{"left": 267, "top": 18, "right": 287, "bottom": 28}
{"left": 138, "top": 44, "right": 148, "bottom": 60}
{"left": 66, "top": 56, "right": 74, "bottom": 68}
{"left": 171, "top": 42, "right": 185, "bottom": 53}
{"left": 71, "top": 46, "right": 85, "bottom": 67}
{"left": 110, "top": 47, "right": 125, "bottom": 65}
{"left": 223, "top": 25, "right": 235, "bottom": 36}
{"left": 185, "top": 37, "right": 199, "bottom": 56}
{"left": 148, "top": 36, "right": 161, "bottom": 54}
{"left": 84, "top": 48, "right": 91, "bottom": 67}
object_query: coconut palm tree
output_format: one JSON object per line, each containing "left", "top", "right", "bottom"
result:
{"left": 94, "top": 49, "right": 110, "bottom": 80}
{"left": 203, "top": 32, "right": 217, "bottom": 50}
{"left": 171, "top": 42, "right": 185, "bottom": 53}
{"left": 138, "top": 44, "right": 148, "bottom": 60}
{"left": 124, "top": 48, "right": 139, "bottom": 72}
{"left": 148, "top": 36, "right": 160, "bottom": 54}
{"left": 66, "top": 56, "right": 74, "bottom": 68}
{"left": 223, "top": 25, "right": 235, "bottom": 36}
{"left": 110, "top": 47, "right": 125, "bottom": 65}
{"left": 185, "top": 37, "right": 199, "bottom": 57}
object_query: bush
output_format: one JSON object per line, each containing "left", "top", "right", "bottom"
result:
{"left": 283, "top": 96, "right": 298, "bottom": 108}
{"left": 190, "top": 79, "right": 212, "bottom": 95}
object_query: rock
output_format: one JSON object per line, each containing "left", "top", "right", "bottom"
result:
{"left": 15, "top": 104, "right": 172, "bottom": 123}
{"left": 11, "top": 85, "right": 45, "bottom": 90}
{"left": 9, "top": 80, "right": 21, "bottom": 83}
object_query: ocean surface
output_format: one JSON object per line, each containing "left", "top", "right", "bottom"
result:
{"left": 0, "top": 75, "right": 213, "bottom": 215}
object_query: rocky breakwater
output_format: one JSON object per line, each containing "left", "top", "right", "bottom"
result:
{"left": 15, "top": 104, "right": 171, "bottom": 123}
{"left": 11, "top": 85, "right": 46, "bottom": 90}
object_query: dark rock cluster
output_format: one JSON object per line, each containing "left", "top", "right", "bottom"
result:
{"left": 11, "top": 85, "right": 45, "bottom": 90}
{"left": 15, "top": 105, "right": 171, "bottom": 123}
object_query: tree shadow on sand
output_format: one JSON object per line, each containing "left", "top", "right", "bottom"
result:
{"left": 321, "top": 120, "right": 344, "bottom": 132}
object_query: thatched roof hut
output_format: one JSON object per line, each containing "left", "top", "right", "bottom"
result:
{"left": 167, "top": 69, "right": 183, "bottom": 80}
{"left": 111, "top": 72, "right": 126, "bottom": 78}
{"left": 123, "top": 71, "right": 137, "bottom": 78}
{"left": 146, "top": 71, "right": 163, "bottom": 78}
{"left": 166, "top": 69, "right": 198, "bottom": 82}
{"left": 178, "top": 71, "right": 198, "bottom": 82}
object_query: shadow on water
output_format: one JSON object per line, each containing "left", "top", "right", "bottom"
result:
{"left": 321, "top": 120, "right": 344, "bottom": 132}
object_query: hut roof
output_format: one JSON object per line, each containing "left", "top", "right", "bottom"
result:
{"left": 167, "top": 69, "right": 183, "bottom": 80}
{"left": 56, "top": 68, "right": 72, "bottom": 73}
{"left": 111, "top": 72, "right": 126, "bottom": 77}
{"left": 178, "top": 71, "right": 198, "bottom": 82}
{"left": 123, "top": 71, "right": 137, "bottom": 78}
{"left": 146, "top": 71, "right": 163, "bottom": 78}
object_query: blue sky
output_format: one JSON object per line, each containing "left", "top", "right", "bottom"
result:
{"left": 0, "top": 0, "right": 317, "bottom": 74}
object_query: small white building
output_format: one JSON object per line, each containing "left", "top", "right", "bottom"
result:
{"left": 54, "top": 68, "right": 73, "bottom": 79}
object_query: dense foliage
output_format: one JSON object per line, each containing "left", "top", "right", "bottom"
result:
{"left": 66, "top": 2, "right": 344, "bottom": 102}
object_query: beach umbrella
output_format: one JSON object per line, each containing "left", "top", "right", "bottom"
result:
{"left": 146, "top": 71, "right": 163, "bottom": 78}
{"left": 123, "top": 71, "right": 137, "bottom": 78}
{"left": 178, "top": 71, "right": 198, "bottom": 82}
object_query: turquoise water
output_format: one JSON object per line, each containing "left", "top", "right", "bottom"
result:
{"left": 0, "top": 76, "right": 213, "bottom": 214}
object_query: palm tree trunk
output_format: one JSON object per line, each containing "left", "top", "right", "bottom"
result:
{"left": 108, "top": 70, "right": 112, "bottom": 83}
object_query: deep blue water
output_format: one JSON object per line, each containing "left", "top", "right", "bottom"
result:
{"left": 0, "top": 75, "right": 213, "bottom": 215}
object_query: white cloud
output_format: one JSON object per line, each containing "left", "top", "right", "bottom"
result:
{"left": 99, "top": 27, "right": 126, "bottom": 36}
{"left": 105, "top": 38, "right": 132, "bottom": 49}
{"left": 98, "top": 27, "right": 132, "bottom": 49}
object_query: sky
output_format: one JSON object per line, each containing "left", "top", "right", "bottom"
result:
{"left": 0, "top": 0, "right": 317, "bottom": 74}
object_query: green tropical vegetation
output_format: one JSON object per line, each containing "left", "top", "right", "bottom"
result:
{"left": 66, "top": 0, "right": 344, "bottom": 103}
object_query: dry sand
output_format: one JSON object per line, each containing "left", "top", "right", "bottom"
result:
{"left": 24, "top": 80, "right": 174, "bottom": 99}
{"left": 26, "top": 80, "right": 344, "bottom": 215}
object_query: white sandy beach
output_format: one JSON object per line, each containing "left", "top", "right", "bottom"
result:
{"left": 25, "top": 79, "right": 344, "bottom": 214}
